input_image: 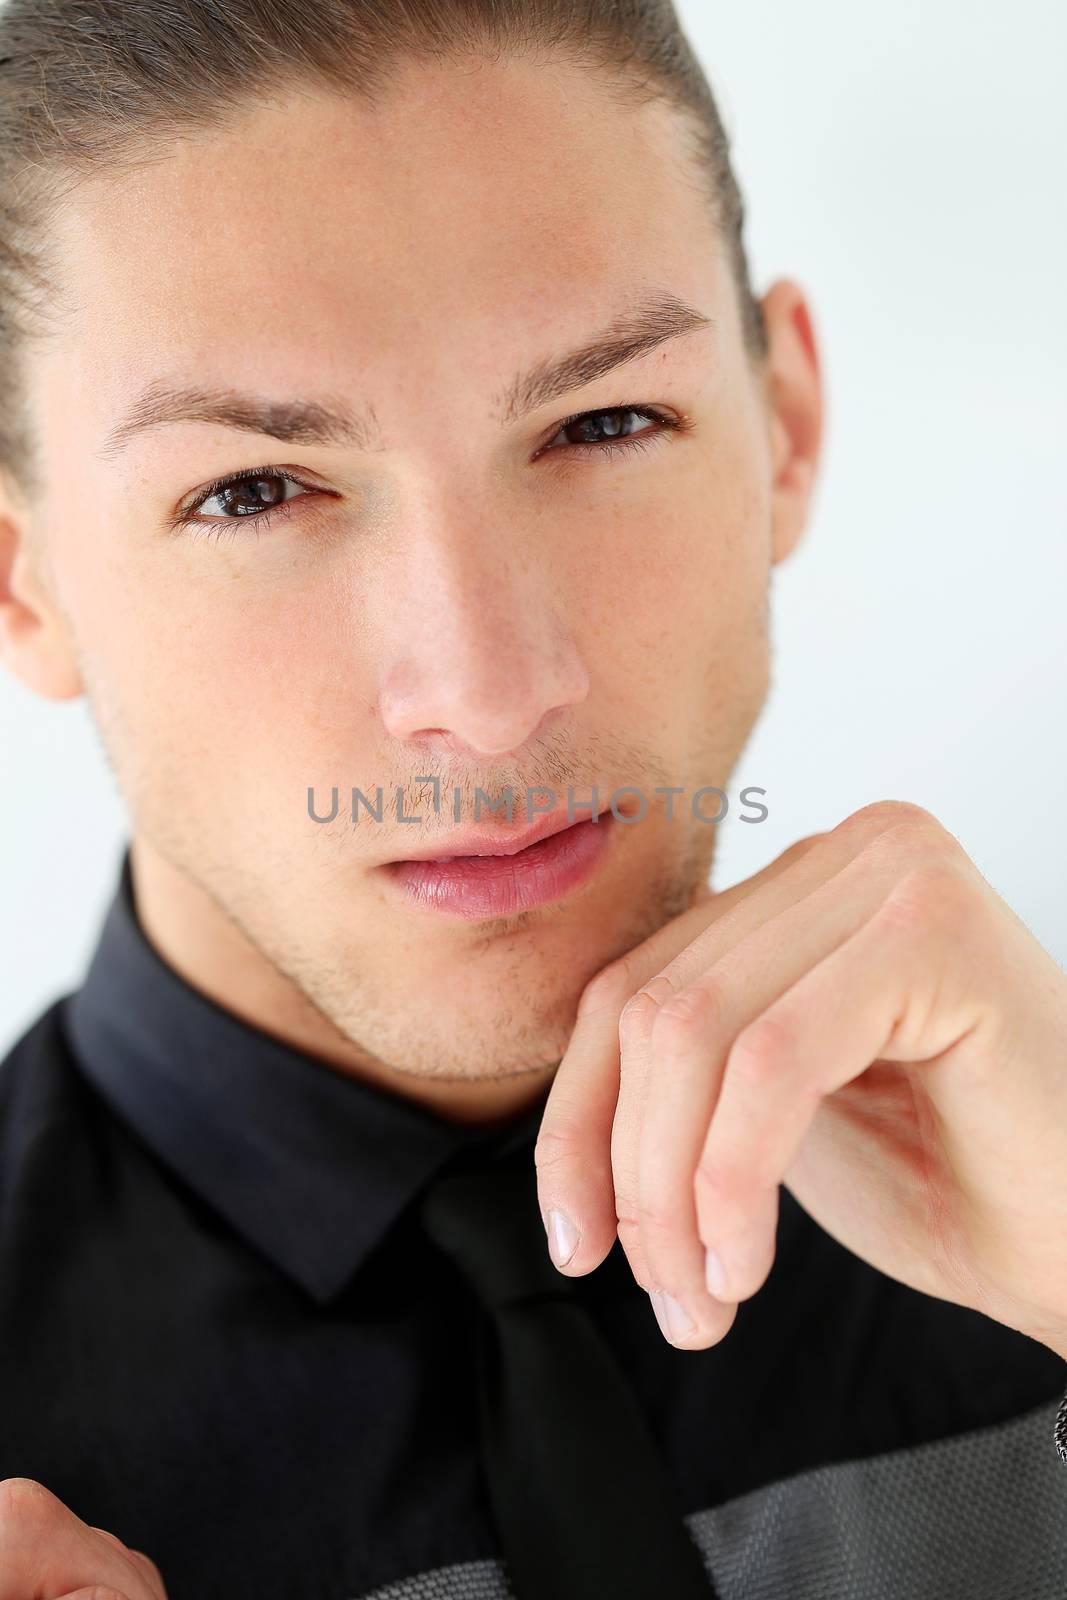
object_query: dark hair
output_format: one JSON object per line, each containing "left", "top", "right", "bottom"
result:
{"left": 0, "top": 0, "right": 767, "bottom": 511}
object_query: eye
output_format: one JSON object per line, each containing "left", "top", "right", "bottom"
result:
{"left": 536, "top": 404, "right": 682, "bottom": 461}
{"left": 171, "top": 467, "right": 321, "bottom": 542}
{"left": 172, "top": 404, "right": 685, "bottom": 544}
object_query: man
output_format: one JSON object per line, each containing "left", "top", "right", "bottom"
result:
{"left": 1, "top": 2, "right": 1066, "bottom": 1596}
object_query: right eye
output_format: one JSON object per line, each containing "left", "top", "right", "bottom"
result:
{"left": 180, "top": 467, "right": 317, "bottom": 524}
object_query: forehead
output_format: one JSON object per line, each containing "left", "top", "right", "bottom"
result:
{"left": 45, "top": 56, "right": 719, "bottom": 360}
{"left": 28, "top": 55, "right": 728, "bottom": 488}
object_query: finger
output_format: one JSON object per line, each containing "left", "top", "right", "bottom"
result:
{"left": 90, "top": 1532, "right": 167, "bottom": 1600}
{"left": 535, "top": 832, "right": 827, "bottom": 1276}
{"left": 620, "top": 831, "right": 907, "bottom": 1343}
{"left": 609, "top": 805, "right": 950, "bottom": 1316}
{"left": 126, "top": 1551, "right": 167, "bottom": 1600}
{"left": 537, "top": 801, "right": 940, "bottom": 1291}
{"left": 696, "top": 861, "right": 971, "bottom": 1305}
{"left": 55, "top": 1590, "right": 133, "bottom": 1600}
{"left": 617, "top": 806, "right": 959, "bottom": 1331}
{"left": 613, "top": 970, "right": 745, "bottom": 1346}
{"left": 0, "top": 1478, "right": 163, "bottom": 1600}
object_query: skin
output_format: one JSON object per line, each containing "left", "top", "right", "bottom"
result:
{"left": 0, "top": 53, "right": 822, "bottom": 1130}
{"left": 2, "top": 49, "right": 1066, "bottom": 1595}
{"left": 536, "top": 801, "right": 1067, "bottom": 1362}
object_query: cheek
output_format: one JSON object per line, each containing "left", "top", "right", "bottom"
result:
{"left": 567, "top": 431, "right": 772, "bottom": 769}
{"left": 161, "top": 577, "right": 371, "bottom": 774}
{"left": 64, "top": 532, "right": 369, "bottom": 815}
{"left": 592, "top": 448, "right": 772, "bottom": 683}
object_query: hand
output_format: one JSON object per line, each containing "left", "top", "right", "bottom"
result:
{"left": 0, "top": 1478, "right": 168, "bottom": 1600}
{"left": 534, "top": 800, "right": 1067, "bottom": 1357}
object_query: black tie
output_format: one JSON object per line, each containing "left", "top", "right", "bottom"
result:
{"left": 418, "top": 1153, "right": 718, "bottom": 1599}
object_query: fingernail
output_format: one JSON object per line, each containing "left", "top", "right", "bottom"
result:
{"left": 545, "top": 1208, "right": 580, "bottom": 1268}
{"left": 705, "top": 1245, "right": 729, "bottom": 1300}
{"left": 650, "top": 1289, "right": 695, "bottom": 1343}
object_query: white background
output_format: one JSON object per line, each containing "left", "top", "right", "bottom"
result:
{"left": 2, "top": 0, "right": 1065, "bottom": 1057}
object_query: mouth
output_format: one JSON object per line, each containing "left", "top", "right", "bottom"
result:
{"left": 377, "top": 808, "right": 618, "bottom": 920}
{"left": 387, "top": 805, "right": 598, "bottom": 862}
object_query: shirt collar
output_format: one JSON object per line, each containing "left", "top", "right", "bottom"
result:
{"left": 61, "top": 847, "right": 549, "bottom": 1306}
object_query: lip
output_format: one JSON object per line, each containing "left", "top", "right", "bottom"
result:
{"left": 378, "top": 809, "right": 617, "bottom": 920}
{"left": 386, "top": 804, "right": 601, "bottom": 863}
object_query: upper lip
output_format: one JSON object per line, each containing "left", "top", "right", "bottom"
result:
{"left": 385, "top": 804, "right": 604, "bottom": 862}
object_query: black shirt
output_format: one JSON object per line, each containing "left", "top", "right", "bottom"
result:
{"left": 2, "top": 847, "right": 1066, "bottom": 1599}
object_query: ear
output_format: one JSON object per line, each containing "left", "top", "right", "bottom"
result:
{"left": 0, "top": 487, "right": 84, "bottom": 700}
{"left": 757, "top": 279, "right": 825, "bottom": 567}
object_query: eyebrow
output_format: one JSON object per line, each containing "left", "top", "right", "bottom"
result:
{"left": 495, "top": 288, "right": 714, "bottom": 423}
{"left": 96, "top": 386, "right": 381, "bottom": 461}
{"left": 96, "top": 287, "right": 714, "bottom": 460}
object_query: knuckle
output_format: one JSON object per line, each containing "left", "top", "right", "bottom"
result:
{"left": 655, "top": 975, "right": 727, "bottom": 1040}
{"left": 613, "top": 1203, "right": 642, "bottom": 1247}
{"left": 878, "top": 860, "right": 969, "bottom": 929}
{"left": 729, "top": 1013, "right": 796, "bottom": 1088}
{"left": 783, "top": 831, "right": 829, "bottom": 861}
{"left": 533, "top": 1122, "right": 579, "bottom": 1175}
{"left": 858, "top": 798, "right": 939, "bottom": 830}
{"left": 0, "top": 1475, "right": 58, "bottom": 1530}
{"left": 628, "top": 1191, "right": 683, "bottom": 1240}
{"left": 848, "top": 806, "right": 969, "bottom": 886}
{"left": 841, "top": 799, "right": 944, "bottom": 849}
{"left": 89, "top": 1527, "right": 127, "bottom": 1550}
{"left": 695, "top": 1149, "right": 754, "bottom": 1210}
{"left": 577, "top": 955, "right": 637, "bottom": 1019}
{"left": 874, "top": 825, "right": 959, "bottom": 875}
{"left": 618, "top": 980, "right": 671, "bottom": 1044}
{"left": 129, "top": 1548, "right": 165, "bottom": 1583}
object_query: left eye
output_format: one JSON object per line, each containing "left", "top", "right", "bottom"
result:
{"left": 539, "top": 405, "right": 676, "bottom": 456}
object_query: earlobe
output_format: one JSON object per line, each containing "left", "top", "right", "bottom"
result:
{"left": 0, "top": 510, "right": 84, "bottom": 701}
{"left": 759, "top": 280, "right": 825, "bottom": 568}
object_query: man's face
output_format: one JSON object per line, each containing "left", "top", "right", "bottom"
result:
{"left": 10, "top": 54, "right": 815, "bottom": 1094}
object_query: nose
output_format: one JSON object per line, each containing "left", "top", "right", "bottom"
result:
{"left": 377, "top": 523, "right": 589, "bottom": 758}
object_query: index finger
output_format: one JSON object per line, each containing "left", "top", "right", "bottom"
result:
{"left": 534, "top": 833, "right": 827, "bottom": 1274}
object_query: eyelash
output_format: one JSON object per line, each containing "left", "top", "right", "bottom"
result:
{"left": 174, "top": 404, "right": 687, "bottom": 544}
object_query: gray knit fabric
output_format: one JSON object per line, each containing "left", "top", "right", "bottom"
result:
{"left": 358, "top": 1566, "right": 514, "bottom": 1600}
{"left": 356, "top": 1398, "right": 1067, "bottom": 1598}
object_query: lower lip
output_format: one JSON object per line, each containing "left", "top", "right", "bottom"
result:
{"left": 381, "top": 813, "right": 616, "bottom": 920}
